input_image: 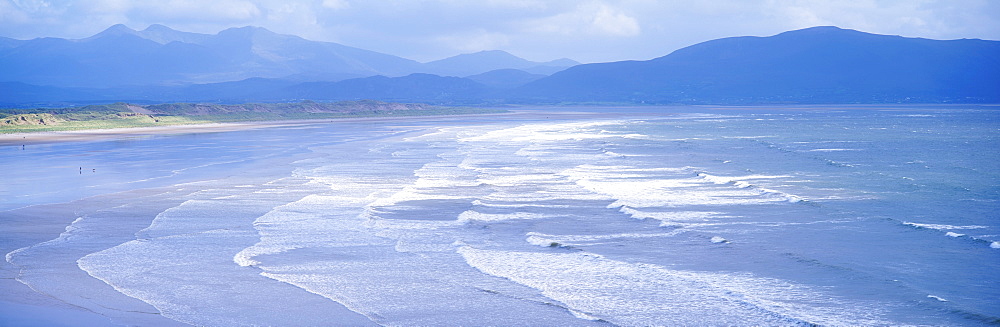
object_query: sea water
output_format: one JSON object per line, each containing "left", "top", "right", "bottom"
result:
{"left": 2, "top": 106, "right": 998, "bottom": 326}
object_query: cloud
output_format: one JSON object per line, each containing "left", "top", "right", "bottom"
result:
{"left": 590, "top": 3, "right": 640, "bottom": 36}
{"left": 134, "top": 0, "right": 262, "bottom": 22}
{"left": 524, "top": 1, "right": 641, "bottom": 37}
{"left": 0, "top": 0, "right": 997, "bottom": 64}
{"left": 321, "top": 0, "right": 348, "bottom": 10}
{"left": 0, "top": 1, "right": 32, "bottom": 24}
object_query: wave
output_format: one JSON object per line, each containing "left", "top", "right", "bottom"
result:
{"left": 617, "top": 206, "right": 725, "bottom": 225}
{"left": 458, "top": 210, "right": 550, "bottom": 223}
{"left": 807, "top": 148, "right": 861, "bottom": 152}
{"left": 458, "top": 120, "right": 649, "bottom": 144}
{"left": 560, "top": 165, "right": 800, "bottom": 208}
{"left": 458, "top": 246, "right": 894, "bottom": 326}
{"left": 525, "top": 231, "right": 683, "bottom": 248}
{"left": 696, "top": 173, "right": 805, "bottom": 203}
{"left": 902, "top": 222, "right": 989, "bottom": 230}
{"left": 902, "top": 222, "right": 999, "bottom": 249}
{"left": 471, "top": 199, "right": 572, "bottom": 209}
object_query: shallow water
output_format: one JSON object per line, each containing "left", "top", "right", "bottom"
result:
{"left": 2, "top": 106, "right": 998, "bottom": 326}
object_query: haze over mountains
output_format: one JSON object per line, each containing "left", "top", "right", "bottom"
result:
{"left": 1, "top": 25, "right": 997, "bottom": 106}
{"left": 0, "top": 24, "right": 576, "bottom": 88}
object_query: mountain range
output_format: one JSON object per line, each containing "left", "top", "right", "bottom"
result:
{"left": 0, "top": 24, "right": 577, "bottom": 88}
{"left": 1, "top": 25, "right": 997, "bottom": 106}
{"left": 517, "top": 26, "right": 999, "bottom": 104}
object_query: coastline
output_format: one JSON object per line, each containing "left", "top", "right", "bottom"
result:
{"left": 0, "top": 112, "right": 516, "bottom": 146}
{"left": 0, "top": 122, "right": 276, "bottom": 146}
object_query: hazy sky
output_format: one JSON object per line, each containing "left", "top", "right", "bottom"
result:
{"left": 2, "top": 0, "right": 997, "bottom": 63}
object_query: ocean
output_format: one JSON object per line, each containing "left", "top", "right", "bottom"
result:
{"left": 2, "top": 106, "right": 998, "bottom": 326}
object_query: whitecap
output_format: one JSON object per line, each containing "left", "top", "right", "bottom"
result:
{"left": 902, "top": 222, "right": 988, "bottom": 231}
{"left": 927, "top": 295, "right": 948, "bottom": 302}
{"left": 458, "top": 210, "right": 550, "bottom": 222}
{"left": 525, "top": 231, "right": 681, "bottom": 247}
{"left": 807, "top": 148, "right": 861, "bottom": 152}
{"left": 617, "top": 207, "right": 724, "bottom": 224}
{"left": 457, "top": 246, "right": 893, "bottom": 326}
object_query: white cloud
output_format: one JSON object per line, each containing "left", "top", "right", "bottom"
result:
{"left": 136, "top": 0, "right": 262, "bottom": 22}
{"left": 524, "top": 1, "right": 641, "bottom": 37}
{"left": 8, "top": 0, "right": 54, "bottom": 13}
{"left": 321, "top": 0, "right": 348, "bottom": 10}
{"left": 591, "top": 3, "right": 640, "bottom": 36}
{"left": 0, "top": 0, "right": 997, "bottom": 63}
{"left": 0, "top": 1, "right": 32, "bottom": 24}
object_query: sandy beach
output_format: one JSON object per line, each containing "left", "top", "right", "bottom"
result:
{"left": 0, "top": 121, "right": 329, "bottom": 146}
{"left": 0, "top": 112, "right": 517, "bottom": 146}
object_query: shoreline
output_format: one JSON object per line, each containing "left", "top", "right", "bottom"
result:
{"left": 0, "top": 112, "right": 517, "bottom": 146}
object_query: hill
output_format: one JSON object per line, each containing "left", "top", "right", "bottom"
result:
{"left": 2, "top": 25, "right": 996, "bottom": 106}
{"left": 0, "top": 25, "right": 576, "bottom": 89}
{"left": 513, "top": 26, "right": 1000, "bottom": 104}
{"left": 420, "top": 50, "right": 578, "bottom": 77}
{"left": 0, "top": 25, "right": 422, "bottom": 87}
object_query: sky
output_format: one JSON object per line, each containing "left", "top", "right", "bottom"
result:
{"left": 1, "top": 0, "right": 998, "bottom": 63}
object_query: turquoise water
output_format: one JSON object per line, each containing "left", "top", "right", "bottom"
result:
{"left": 2, "top": 107, "right": 998, "bottom": 326}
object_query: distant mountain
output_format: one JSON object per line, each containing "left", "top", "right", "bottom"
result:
{"left": 2, "top": 25, "right": 996, "bottom": 107}
{"left": 82, "top": 23, "right": 211, "bottom": 44}
{"left": 421, "top": 50, "right": 578, "bottom": 77}
{"left": 132, "top": 24, "right": 213, "bottom": 44}
{"left": 0, "top": 25, "right": 578, "bottom": 89}
{"left": 0, "top": 24, "right": 422, "bottom": 87}
{"left": 514, "top": 26, "right": 1000, "bottom": 104}
{"left": 0, "top": 36, "right": 24, "bottom": 48}
{"left": 285, "top": 73, "right": 489, "bottom": 104}
{"left": 465, "top": 69, "right": 546, "bottom": 89}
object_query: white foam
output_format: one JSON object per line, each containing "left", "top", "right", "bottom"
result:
{"left": 945, "top": 232, "right": 964, "bottom": 238}
{"left": 458, "top": 246, "right": 892, "bottom": 326}
{"left": 7, "top": 217, "right": 89, "bottom": 265}
{"left": 927, "top": 295, "right": 949, "bottom": 302}
{"left": 569, "top": 309, "right": 603, "bottom": 321}
{"left": 233, "top": 244, "right": 302, "bottom": 267}
{"left": 401, "top": 127, "right": 455, "bottom": 141}
{"left": 991, "top": 242, "right": 1000, "bottom": 249}
{"left": 697, "top": 173, "right": 804, "bottom": 203}
{"left": 458, "top": 210, "right": 549, "bottom": 222}
{"left": 903, "top": 222, "right": 988, "bottom": 231}
{"left": 471, "top": 199, "right": 572, "bottom": 209}
{"left": 807, "top": 148, "right": 860, "bottom": 152}
{"left": 559, "top": 165, "right": 804, "bottom": 208}
{"left": 366, "top": 189, "right": 468, "bottom": 207}
{"left": 618, "top": 207, "right": 724, "bottom": 224}
{"left": 710, "top": 236, "right": 729, "bottom": 243}
{"left": 526, "top": 231, "right": 682, "bottom": 247}
{"left": 459, "top": 120, "right": 648, "bottom": 144}
{"left": 723, "top": 136, "right": 778, "bottom": 139}
{"left": 526, "top": 235, "right": 561, "bottom": 247}
{"left": 476, "top": 174, "right": 563, "bottom": 187}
